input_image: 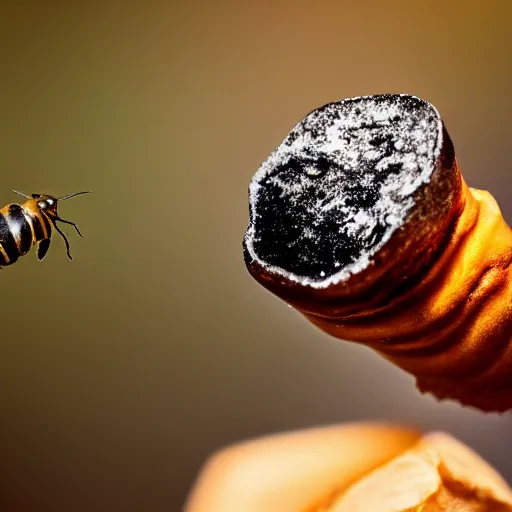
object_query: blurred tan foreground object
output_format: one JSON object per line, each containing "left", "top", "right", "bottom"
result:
{"left": 243, "top": 94, "right": 512, "bottom": 412}
{"left": 309, "top": 432, "right": 512, "bottom": 512}
{"left": 185, "top": 423, "right": 512, "bottom": 512}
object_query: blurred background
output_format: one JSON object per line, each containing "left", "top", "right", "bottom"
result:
{"left": 1, "top": 0, "right": 511, "bottom": 510}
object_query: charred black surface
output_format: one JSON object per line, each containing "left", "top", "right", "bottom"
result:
{"left": 244, "top": 94, "right": 443, "bottom": 284}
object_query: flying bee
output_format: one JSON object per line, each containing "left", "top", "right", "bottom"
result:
{"left": 0, "top": 190, "right": 90, "bottom": 267}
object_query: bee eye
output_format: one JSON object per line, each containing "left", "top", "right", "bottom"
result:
{"left": 38, "top": 201, "right": 47, "bottom": 209}
{"left": 47, "top": 199, "right": 54, "bottom": 205}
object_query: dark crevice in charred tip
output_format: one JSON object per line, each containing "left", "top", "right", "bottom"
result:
{"left": 440, "top": 122, "right": 456, "bottom": 171}
{"left": 244, "top": 94, "right": 448, "bottom": 285}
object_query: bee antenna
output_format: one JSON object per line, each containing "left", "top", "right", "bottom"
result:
{"left": 12, "top": 190, "right": 31, "bottom": 199}
{"left": 58, "top": 191, "right": 91, "bottom": 201}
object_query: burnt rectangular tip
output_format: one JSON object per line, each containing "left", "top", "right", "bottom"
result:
{"left": 243, "top": 93, "right": 459, "bottom": 292}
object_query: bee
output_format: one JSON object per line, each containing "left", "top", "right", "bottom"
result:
{"left": 0, "top": 190, "right": 90, "bottom": 267}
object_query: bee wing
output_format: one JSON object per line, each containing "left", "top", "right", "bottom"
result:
{"left": 37, "top": 238, "right": 51, "bottom": 261}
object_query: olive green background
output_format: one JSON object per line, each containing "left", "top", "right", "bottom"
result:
{"left": 1, "top": 1, "right": 511, "bottom": 510}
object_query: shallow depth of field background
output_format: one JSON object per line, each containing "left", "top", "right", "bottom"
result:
{"left": 1, "top": 1, "right": 512, "bottom": 510}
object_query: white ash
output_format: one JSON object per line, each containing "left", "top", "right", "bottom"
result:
{"left": 244, "top": 94, "right": 443, "bottom": 288}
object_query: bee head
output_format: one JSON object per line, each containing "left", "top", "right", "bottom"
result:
{"left": 33, "top": 194, "right": 59, "bottom": 217}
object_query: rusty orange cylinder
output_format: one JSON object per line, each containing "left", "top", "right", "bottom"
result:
{"left": 243, "top": 93, "right": 512, "bottom": 412}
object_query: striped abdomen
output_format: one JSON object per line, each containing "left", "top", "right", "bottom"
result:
{"left": 0, "top": 204, "right": 52, "bottom": 266}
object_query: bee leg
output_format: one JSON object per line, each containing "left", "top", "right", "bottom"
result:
{"left": 37, "top": 239, "right": 51, "bottom": 261}
{"left": 53, "top": 223, "right": 73, "bottom": 260}
{"left": 56, "top": 217, "right": 84, "bottom": 238}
